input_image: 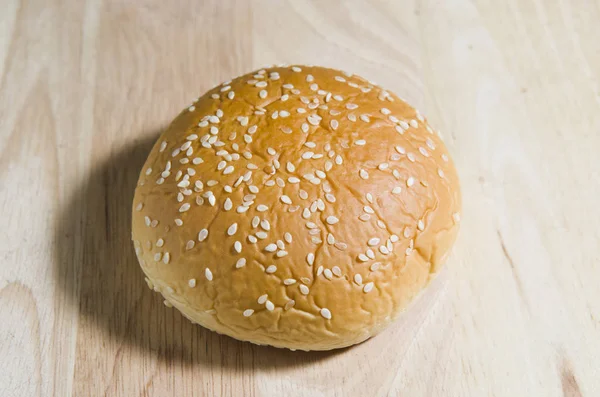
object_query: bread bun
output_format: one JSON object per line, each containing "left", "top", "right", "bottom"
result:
{"left": 132, "top": 65, "right": 461, "bottom": 351}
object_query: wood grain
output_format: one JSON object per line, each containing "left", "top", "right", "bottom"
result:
{"left": 1, "top": 0, "right": 599, "bottom": 396}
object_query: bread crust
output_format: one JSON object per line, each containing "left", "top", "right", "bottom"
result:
{"left": 131, "top": 65, "right": 461, "bottom": 351}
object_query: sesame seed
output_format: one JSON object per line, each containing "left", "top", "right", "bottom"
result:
{"left": 366, "top": 249, "right": 375, "bottom": 259}
{"left": 179, "top": 203, "right": 191, "bottom": 212}
{"left": 307, "top": 253, "right": 315, "bottom": 266}
{"left": 299, "top": 285, "right": 309, "bottom": 295}
{"left": 320, "top": 308, "right": 332, "bottom": 319}
{"left": 404, "top": 227, "right": 412, "bottom": 238}
{"left": 379, "top": 246, "right": 390, "bottom": 255}
{"left": 360, "top": 114, "right": 370, "bottom": 123}
{"left": 302, "top": 208, "right": 311, "bottom": 219}
{"left": 354, "top": 274, "right": 363, "bottom": 285}
{"left": 258, "top": 294, "right": 268, "bottom": 304}
{"left": 370, "top": 262, "right": 382, "bottom": 271}
{"left": 235, "top": 258, "right": 246, "bottom": 268}
{"left": 390, "top": 234, "right": 399, "bottom": 242}
{"left": 265, "top": 301, "right": 275, "bottom": 311}
{"left": 256, "top": 231, "right": 268, "bottom": 240}
{"left": 285, "top": 300, "right": 295, "bottom": 310}
{"left": 292, "top": 66, "right": 301, "bottom": 72}
{"left": 284, "top": 278, "right": 296, "bottom": 285}
{"left": 224, "top": 198, "right": 232, "bottom": 211}
{"left": 359, "top": 214, "right": 370, "bottom": 221}
{"left": 418, "top": 220, "right": 425, "bottom": 231}
{"left": 407, "top": 153, "right": 416, "bottom": 162}
{"left": 332, "top": 242, "right": 346, "bottom": 251}
{"left": 250, "top": 217, "right": 260, "bottom": 229}
{"left": 442, "top": 154, "right": 449, "bottom": 162}
{"left": 368, "top": 238, "right": 380, "bottom": 246}
{"left": 162, "top": 253, "right": 170, "bottom": 264}
{"left": 227, "top": 223, "right": 238, "bottom": 236}
{"left": 327, "top": 233, "right": 335, "bottom": 244}
{"left": 407, "top": 177, "right": 415, "bottom": 187}
{"left": 257, "top": 205, "right": 268, "bottom": 212}
{"left": 378, "top": 163, "right": 389, "bottom": 171}
{"left": 392, "top": 187, "right": 402, "bottom": 194}
{"left": 302, "top": 151, "right": 314, "bottom": 160}
{"left": 248, "top": 235, "right": 258, "bottom": 243}
{"left": 260, "top": 220, "right": 270, "bottom": 231}
{"left": 265, "top": 244, "right": 277, "bottom": 252}
{"left": 324, "top": 269, "right": 333, "bottom": 280}
{"left": 326, "top": 216, "right": 339, "bottom": 225}
{"left": 363, "top": 282, "right": 374, "bottom": 293}
{"left": 280, "top": 195, "right": 292, "bottom": 205}
{"left": 205, "top": 268, "right": 213, "bottom": 281}
{"left": 438, "top": 168, "right": 445, "bottom": 178}
{"left": 453, "top": 212, "right": 461, "bottom": 223}
{"left": 188, "top": 105, "right": 195, "bottom": 112}
{"left": 307, "top": 115, "right": 320, "bottom": 126}
{"left": 364, "top": 206, "right": 375, "bottom": 214}
{"left": 175, "top": 218, "right": 183, "bottom": 226}
{"left": 234, "top": 241, "right": 242, "bottom": 253}
{"left": 359, "top": 169, "right": 369, "bottom": 180}
{"left": 198, "top": 229, "right": 208, "bottom": 242}
{"left": 330, "top": 120, "right": 339, "bottom": 130}
{"left": 156, "top": 238, "right": 164, "bottom": 247}
{"left": 186, "top": 240, "right": 195, "bottom": 250}
{"left": 410, "top": 119, "right": 418, "bottom": 128}
{"left": 358, "top": 254, "right": 369, "bottom": 262}
{"left": 259, "top": 90, "right": 267, "bottom": 98}
{"left": 265, "top": 265, "right": 277, "bottom": 273}
{"left": 284, "top": 232, "right": 292, "bottom": 243}
{"left": 243, "top": 309, "right": 254, "bottom": 317}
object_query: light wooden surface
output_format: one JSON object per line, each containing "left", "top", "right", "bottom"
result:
{"left": 1, "top": 1, "right": 599, "bottom": 396}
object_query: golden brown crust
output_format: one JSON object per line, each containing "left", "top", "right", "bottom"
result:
{"left": 131, "top": 65, "right": 461, "bottom": 351}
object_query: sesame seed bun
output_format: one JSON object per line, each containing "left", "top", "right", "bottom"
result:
{"left": 132, "top": 65, "right": 461, "bottom": 351}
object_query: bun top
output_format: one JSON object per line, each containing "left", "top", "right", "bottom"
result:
{"left": 132, "top": 65, "right": 461, "bottom": 351}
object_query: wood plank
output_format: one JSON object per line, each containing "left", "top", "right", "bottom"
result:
{"left": 0, "top": 0, "right": 598, "bottom": 396}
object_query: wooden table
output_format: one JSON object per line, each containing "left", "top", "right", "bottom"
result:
{"left": 1, "top": 1, "right": 598, "bottom": 396}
